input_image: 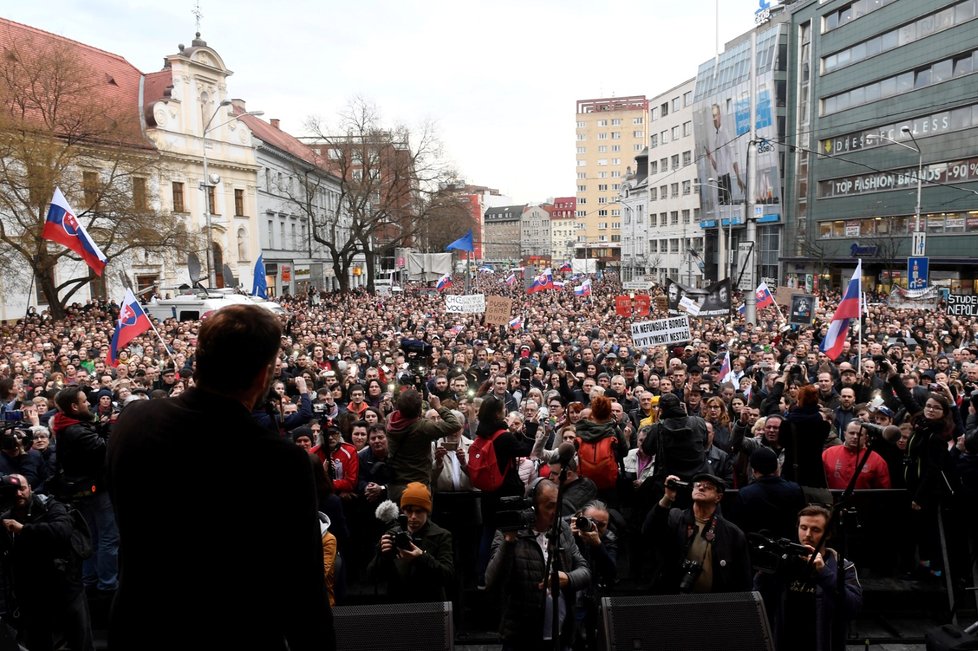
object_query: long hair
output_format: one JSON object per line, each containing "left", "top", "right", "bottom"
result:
{"left": 916, "top": 391, "right": 955, "bottom": 440}
{"left": 706, "top": 396, "right": 730, "bottom": 427}
{"left": 476, "top": 394, "right": 507, "bottom": 438}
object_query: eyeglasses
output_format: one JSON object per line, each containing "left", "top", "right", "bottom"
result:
{"left": 923, "top": 403, "right": 944, "bottom": 412}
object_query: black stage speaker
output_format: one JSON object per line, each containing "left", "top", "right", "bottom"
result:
{"left": 601, "top": 591, "right": 773, "bottom": 651}
{"left": 332, "top": 601, "right": 454, "bottom": 651}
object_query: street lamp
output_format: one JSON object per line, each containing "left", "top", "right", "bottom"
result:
{"left": 866, "top": 127, "right": 923, "bottom": 246}
{"left": 200, "top": 98, "right": 264, "bottom": 287}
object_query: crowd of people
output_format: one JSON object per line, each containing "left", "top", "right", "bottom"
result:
{"left": 0, "top": 269, "right": 976, "bottom": 650}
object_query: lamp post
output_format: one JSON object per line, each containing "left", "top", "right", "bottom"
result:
{"left": 866, "top": 127, "right": 923, "bottom": 250}
{"left": 200, "top": 99, "right": 264, "bottom": 287}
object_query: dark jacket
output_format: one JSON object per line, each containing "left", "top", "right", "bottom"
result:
{"left": 755, "top": 549, "right": 862, "bottom": 651}
{"left": 779, "top": 407, "right": 830, "bottom": 488}
{"left": 737, "top": 475, "right": 807, "bottom": 539}
{"left": 2, "top": 494, "right": 83, "bottom": 608}
{"left": 889, "top": 375, "right": 956, "bottom": 507}
{"left": 476, "top": 420, "right": 536, "bottom": 527}
{"left": 644, "top": 502, "right": 753, "bottom": 594}
{"left": 486, "top": 521, "right": 591, "bottom": 644}
{"left": 385, "top": 407, "right": 460, "bottom": 503}
{"left": 107, "top": 388, "right": 333, "bottom": 651}
{"left": 0, "top": 449, "right": 49, "bottom": 492}
{"left": 367, "top": 519, "right": 455, "bottom": 603}
{"left": 641, "top": 412, "right": 711, "bottom": 488}
{"left": 50, "top": 412, "right": 108, "bottom": 490}
{"left": 252, "top": 393, "right": 314, "bottom": 434}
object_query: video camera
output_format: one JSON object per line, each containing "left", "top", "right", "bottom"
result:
{"left": 496, "top": 495, "right": 535, "bottom": 532}
{"left": 749, "top": 532, "right": 812, "bottom": 574}
{"left": 0, "top": 424, "right": 32, "bottom": 454}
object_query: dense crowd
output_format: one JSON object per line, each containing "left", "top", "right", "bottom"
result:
{"left": 1, "top": 270, "right": 977, "bottom": 650}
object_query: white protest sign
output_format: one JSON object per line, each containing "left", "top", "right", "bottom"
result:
{"left": 679, "top": 295, "right": 701, "bottom": 316}
{"left": 630, "top": 315, "right": 691, "bottom": 348}
{"left": 444, "top": 294, "right": 486, "bottom": 313}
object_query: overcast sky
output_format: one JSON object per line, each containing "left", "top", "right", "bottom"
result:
{"left": 5, "top": 0, "right": 766, "bottom": 204}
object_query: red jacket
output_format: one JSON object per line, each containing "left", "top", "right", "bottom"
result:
{"left": 312, "top": 442, "right": 359, "bottom": 494}
{"left": 822, "top": 445, "right": 891, "bottom": 490}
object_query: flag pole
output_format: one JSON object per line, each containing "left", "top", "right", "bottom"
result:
{"left": 857, "top": 258, "right": 862, "bottom": 375}
{"left": 147, "top": 318, "right": 177, "bottom": 366}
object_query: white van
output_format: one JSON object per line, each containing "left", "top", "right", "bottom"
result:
{"left": 144, "top": 290, "right": 285, "bottom": 322}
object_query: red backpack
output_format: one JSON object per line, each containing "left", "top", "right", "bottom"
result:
{"left": 576, "top": 436, "right": 619, "bottom": 490}
{"left": 468, "top": 429, "right": 510, "bottom": 492}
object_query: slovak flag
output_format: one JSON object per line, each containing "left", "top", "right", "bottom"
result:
{"left": 719, "top": 351, "right": 735, "bottom": 384}
{"left": 508, "top": 315, "right": 523, "bottom": 330}
{"left": 754, "top": 283, "right": 775, "bottom": 310}
{"left": 738, "top": 282, "right": 775, "bottom": 314}
{"left": 820, "top": 260, "right": 862, "bottom": 360}
{"left": 574, "top": 279, "right": 592, "bottom": 297}
{"left": 553, "top": 281, "right": 565, "bottom": 289}
{"left": 527, "top": 271, "right": 554, "bottom": 294}
{"left": 558, "top": 262, "right": 573, "bottom": 273}
{"left": 435, "top": 274, "right": 453, "bottom": 292}
{"left": 42, "top": 187, "right": 107, "bottom": 276}
{"left": 503, "top": 273, "right": 516, "bottom": 287}
{"left": 109, "top": 289, "right": 152, "bottom": 366}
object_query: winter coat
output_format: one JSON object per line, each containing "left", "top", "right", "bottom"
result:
{"left": 755, "top": 548, "right": 862, "bottom": 651}
{"left": 367, "top": 519, "right": 455, "bottom": 603}
{"left": 779, "top": 407, "right": 830, "bottom": 488}
{"left": 385, "top": 407, "right": 460, "bottom": 503}
{"left": 50, "top": 412, "right": 107, "bottom": 491}
{"left": 643, "top": 502, "right": 753, "bottom": 594}
{"left": 486, "top": 520, "right": 591, "bottom": 644}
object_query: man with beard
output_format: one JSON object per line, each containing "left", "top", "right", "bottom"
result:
{"left": 51, "top": 385, "right": 118, "bottom": 599}
{"left": 0, "top": 473, "right": 93, "bottom": 651}
{"left": 107, "top": 305, "right": 334, "bottom": 650}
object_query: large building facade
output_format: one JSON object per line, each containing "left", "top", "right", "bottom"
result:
{"left": 783, "top": 0, "right": 978, "bottom": 293}
{"left": 647, "top": 78, "right": 706, "bottom": 287}
{"left": 692, "top": 21, "right": 789, "bottom": 288}
{"left": 550, "top": 196, "right": 577, "bottom": 264}
{"left": 483, "top": 205, "right": 525, "bottom": 264}
{"left": 520, "top": 204, "right": 553, "bottom": 266}
{"left": 575, "top": 96, "right": 649, "bottom": 267}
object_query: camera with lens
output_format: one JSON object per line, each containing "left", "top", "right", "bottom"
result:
{"left": 749, "top": 532, "right": 812, "bottom": 574}
{"left": 0, "top": 426, "right": 32, "bottom": 453}
{"left": 678, "top": 559, "right": 704, "bottom": 593}
{"left": 790, "top": 364, "right": 803, "bottom": 375}
{"left": 857, "top": 421, "right": 886, "bottom": 440}
{"left": 574, "top": 515, "right": 596, "bottom": 533}
{"left": 496, "top": 496, "right": 535, "bottom": 532}
{"left": 385, "top": 514, "right": 415, "bottom": 552}
{"left": 666, "top": 478, "right": 689, "bottom": 491}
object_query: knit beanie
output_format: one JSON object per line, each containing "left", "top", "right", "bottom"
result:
{"left": 400, "top": 482, "right": 432, "bottom": 512}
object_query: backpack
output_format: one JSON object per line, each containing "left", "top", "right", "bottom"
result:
{"left": 34, "top": 494, "right": 93, "bottom": 560}
{"left": 468, "top": 429, "right": 510, "bottom": 492}
{"left": 577, "top": 435, "right": 619, "bottom": 490}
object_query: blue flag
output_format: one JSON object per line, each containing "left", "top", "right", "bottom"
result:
{"left": 252, "top": 253, "right": 268, "bottom": 299}
{"left": 445, "top": 229, "right": 474, "bottom": 252}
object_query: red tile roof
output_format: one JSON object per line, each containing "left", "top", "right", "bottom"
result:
{"left": 237, "top": 111, "right": 332, "bottom": 174}
{"left": 0, "top": 17, "right": 152, "bottom": 148}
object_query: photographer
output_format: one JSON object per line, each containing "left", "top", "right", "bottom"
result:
{"left": 754, "top": 505, "right": 862, "bottom": 651}
{"left": 367, "top": 482, "right": 454, "bottom": 603}
{"left": 0, "top": 426, "right": 48, "bottom": 492}
{"left": 570, "top": 500, "right": 617, "bottom": 651}
{"left": 0, "top": 473, "right": 93, "bottom": 651}
{"left": 486, "top": 477, "right": 591, "bottom": 651}
{"left": 643, "top": 473, "right": 751, "bottom": 594}
{"left": 385, "top": 391, "right": 459, "bottom": 504}
{"left": 51, "top": 385, "right": 118, "bottom": 596}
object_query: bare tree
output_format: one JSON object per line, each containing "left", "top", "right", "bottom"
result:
{"left": 304, "top": 98, "right": 468, "bottom": 292}
{"left": 0, "top": 35, "right": 190, "bottom": 318}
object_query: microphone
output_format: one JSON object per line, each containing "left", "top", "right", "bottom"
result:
{"left": 555, "top": 441, "right": 577, "bottom": 468}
